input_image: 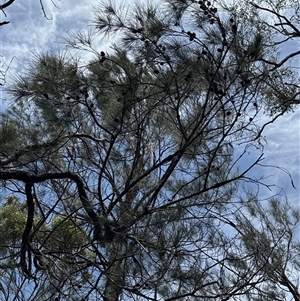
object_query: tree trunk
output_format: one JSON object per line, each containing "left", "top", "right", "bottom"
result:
{"left": 104, "top": 241, "right": 124, "bottom": 301}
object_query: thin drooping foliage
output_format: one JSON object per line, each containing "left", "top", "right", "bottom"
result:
{"left": 0, "top": 0, "right": 299, "bottom": 300}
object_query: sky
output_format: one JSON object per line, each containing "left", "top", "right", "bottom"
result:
{"left": 0, "top": 0, "right": 299, "bottom": 206}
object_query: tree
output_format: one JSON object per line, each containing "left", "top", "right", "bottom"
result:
{"left": 218, "top": 0, "right": 300, "bottom": 109}
{"left": 222, "top": 196, "right": 300, "bottom": 301}
{"left": 0, "top": 0, "right": 299, "bottom": 300}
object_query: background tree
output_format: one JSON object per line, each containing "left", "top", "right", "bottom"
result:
{"left": 0, "top": 0, "right": 299, "bottom": 300}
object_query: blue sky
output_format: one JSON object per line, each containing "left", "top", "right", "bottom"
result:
{"left": 0, "top": 0, "right": 299, "bottom": 206}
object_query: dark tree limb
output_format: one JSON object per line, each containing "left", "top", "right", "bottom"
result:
{"left": 0, "top": 170, "right": 99, "bottom": 230}
{"left": 0, "top": 21, "right": 9, "bottom": 26}
{"left": 20, "top": 182, "right": 34, "bottom": 277}
{"left": 0, "top": 0, "right": 15, "bottom": 10}
{"left": 39, "top": 0, "right": 53, "bottom": 20}
{"left": 0, "top": 170, "right": 102, "bottom": 276}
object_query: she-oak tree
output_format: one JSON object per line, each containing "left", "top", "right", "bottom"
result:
{"left": 0, "top": 0, "right": 299, "bottom": 300}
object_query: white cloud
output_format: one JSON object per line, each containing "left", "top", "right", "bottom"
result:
{"left": 263, "top": 108, "right": 300, "bottom": 202}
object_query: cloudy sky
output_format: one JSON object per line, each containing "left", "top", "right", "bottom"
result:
{"left": 0, "top": 0, "right": 299, "bottom": 206}
{"left": 0, "top": 0, "right": 98, "bottom": 77}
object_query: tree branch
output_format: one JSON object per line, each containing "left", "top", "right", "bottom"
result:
{"left": 0, "top": 0, "right": 15, "bottom": 10}
{"left": 20, "top": 182, "right": 34, "bottom": 277}
{"left": 0, "top": 170, "right": 99, "bottom": 225}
